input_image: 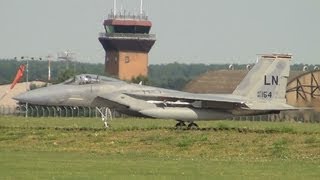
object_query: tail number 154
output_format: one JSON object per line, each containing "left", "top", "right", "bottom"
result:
{"left": 257, "top": 91, "right": 272, "bottom": 98}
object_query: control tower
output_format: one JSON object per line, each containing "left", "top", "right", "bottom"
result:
{"left": 99, "top": 1, "right": 156, "bottom": 80}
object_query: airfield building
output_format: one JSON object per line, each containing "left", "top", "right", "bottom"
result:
{"left": 99, "top": 11, "right": 156, "bottom": 80}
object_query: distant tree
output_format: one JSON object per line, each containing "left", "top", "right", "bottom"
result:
{"left": 2, "top": 59, "right": 318, "bottom": 89}
{"left": 148, "top": 62, "right": 212, "bottom": 90}
{"left": 131, "top": 75, "right": 149, "bottom": 85}
{"left": 57, "top": 69, "right": 76, "bottom": 83}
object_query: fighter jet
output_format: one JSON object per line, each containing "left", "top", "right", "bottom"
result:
{"left": 14, "top": 54, "right": 296, "bottom": 128}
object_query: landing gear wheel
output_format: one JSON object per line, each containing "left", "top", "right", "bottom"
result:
{"left": 175, "top": 121, "right": 187, "bottom": 129}
{"left": 187, "top": 122, "right": 199, "bottom": 129}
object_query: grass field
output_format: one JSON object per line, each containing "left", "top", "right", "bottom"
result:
{"left": 0, "top": 116, "right": 320, "bottom": 179}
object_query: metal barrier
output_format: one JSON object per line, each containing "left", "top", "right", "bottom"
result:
{"left": 0, "top": 105, "right": 20, "bottom": 115}
{"left": 0, "top": 105, "right": 122, "bottom": 118}
{"left": 0, "top": 105, "right": 319, "bottom": 123}
{"left": 232, "top": 110, "right": 320, "bottom": 123}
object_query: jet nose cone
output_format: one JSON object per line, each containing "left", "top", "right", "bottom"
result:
{"left": 13, "top": 85, "right": 69, "bottom": 106}
{"left": 13, "top": 91, "right": 40, "bottom": 104}
{"left": 13, "top": 93, "right": 29, "bottom": 102}
{"left": 13, "top": 90, "right": 49, "bottom": 105}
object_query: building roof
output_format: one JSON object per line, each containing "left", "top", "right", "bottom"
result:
{"left": 184, "top": 70, "right": 247, "bottom": 93}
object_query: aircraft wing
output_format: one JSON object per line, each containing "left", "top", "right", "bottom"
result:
{"left": 124, "top": 91, "right": 243, "bottom": 103}
{"left": 124, "top": 91, "right": 298, "bottom": 111}
{"left": 123, "top": 91, "right": 247, "bottom": 109}
{"left": 96, "top": 90, "right": 297, "bottom": 111}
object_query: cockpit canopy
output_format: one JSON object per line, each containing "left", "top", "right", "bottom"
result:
{"left": 63, "top": 74, "right": 123, "bottom": 85}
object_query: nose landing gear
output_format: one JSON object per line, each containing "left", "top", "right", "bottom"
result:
{"left": 96, "top": 107, "right": 112, "bottom": 128}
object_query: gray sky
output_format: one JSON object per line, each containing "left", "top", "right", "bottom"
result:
{"left": 0, "top": 0, "right": 319, "bottom": 64}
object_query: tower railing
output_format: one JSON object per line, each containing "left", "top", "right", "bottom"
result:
{"left": 108, "top": 12, "right": 149, "bottom": 21}
{"left": 99, "top": 32, "right": 156, "bottom": 40}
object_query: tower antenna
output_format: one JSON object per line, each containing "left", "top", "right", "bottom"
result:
{"left": 113, "top": 0, "right": 117, "bottom": 16}
{"left": 140, "top": 0, "right": 143, "bottom": 17}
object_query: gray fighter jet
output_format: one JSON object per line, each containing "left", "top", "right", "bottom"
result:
{"left": 14, "top": 54, "right": 296, "bottom": 128}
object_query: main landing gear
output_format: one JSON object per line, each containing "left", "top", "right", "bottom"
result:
{"left": 175, "top": 121, "right": 186, "bottom": 128}
{"left": 175, "top": 121, "right": 199, "bottom": 129}
{"left": 188, "top": 122, "right": 199, "bottom": 129}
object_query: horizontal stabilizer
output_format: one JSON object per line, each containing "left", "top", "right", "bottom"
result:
{"left": 243, "top": 102, "right": 298, "bottom": 111}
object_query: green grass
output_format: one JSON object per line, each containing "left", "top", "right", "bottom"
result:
{"left": 0, "top": 151, "right": 319, "bottom": 180}
{"left": 1, "top": 116, "right": 320, "bottom": 133}
{"left": 0, "top": 116, "right": 320, "bottom": 179}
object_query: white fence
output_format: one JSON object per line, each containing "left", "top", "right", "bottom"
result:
{"left": 0, "top": 105, "right": 122, "bottom": 118}
{"left": 0, "top": 105, "right": 319, "bottom": 123}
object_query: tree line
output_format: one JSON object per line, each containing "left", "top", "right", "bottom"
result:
{"left": 0, "top": 59, "right": 105, "bottom": 85}
{"left": 0, "top": 59, "right": 318, "bottom": 90}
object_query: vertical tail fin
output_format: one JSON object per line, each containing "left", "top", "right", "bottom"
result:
{"left": 232, "top": 54, "right": 291, "bottom": 103}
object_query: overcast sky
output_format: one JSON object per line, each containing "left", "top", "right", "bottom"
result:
{"left": 0, "top": 0, "right": 319, "bottom": 64}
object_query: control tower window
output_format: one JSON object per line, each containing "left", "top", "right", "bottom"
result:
{"left": 114, "top": 26, "right": 150, "bottom": 34}
{"left": 105, "top": 25, "right": 114, "bottom": 33}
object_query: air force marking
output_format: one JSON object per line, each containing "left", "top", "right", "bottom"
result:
{"left": 264, "top": 75, "right": 279, "bottom": 85}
